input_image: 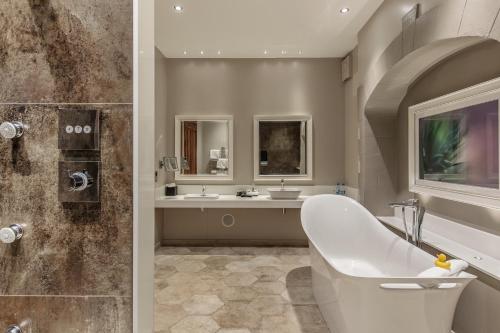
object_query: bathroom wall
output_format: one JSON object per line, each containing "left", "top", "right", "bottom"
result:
{"left": 155, "top": 47, "right": 169, "bottom": 247}
{"left": 155, "top": 47, "right": 170, "bottom": 186}
{"left": 397, "top": 40, "right": 500, "bottom": 235}
{"left": 343, "top": 48, "right": 360, "bottom": 189}
{"left": 350, "top": 1, "right": 500, "bottom": 332}
{"left": 0, "top": 1, "right": 133, "bottom": 331}
{"left": 396, "top": 38, "right": 500, "bottom": 333}
{"left": 161, "top": 57, "right": 345, "bottom": 185}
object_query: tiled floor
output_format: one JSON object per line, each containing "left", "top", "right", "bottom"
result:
{"left": 155, "top": 247, "right": 329, "bottom": 333}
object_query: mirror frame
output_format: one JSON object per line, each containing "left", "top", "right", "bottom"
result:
{"left": 253, "top": 115, "right": 313, "bottom": 183}
{"left": 408, "top": 77, "right": 500, "bottom": 209}
{"left": 174, "top": 115, "right": 234, "bottom": 183}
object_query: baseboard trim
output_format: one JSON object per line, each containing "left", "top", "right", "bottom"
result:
{"left": 160, "top": 239, "right": 308, "bottom": 247}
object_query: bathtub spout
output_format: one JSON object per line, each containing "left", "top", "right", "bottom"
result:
{"left": 389, "top": 199, "right": 425, "bottom": 247}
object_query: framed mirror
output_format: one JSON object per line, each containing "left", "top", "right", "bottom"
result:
{"left": 409, "top": 78, "right": 500, "bottom": 209}
{"left": 253, "top": 115, "right": 313, "bottom": 182}
{"left": 175, "top": 115, "right": 233, "bottom": 182}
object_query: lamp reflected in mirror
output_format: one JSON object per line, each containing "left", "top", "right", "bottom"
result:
{"left": 163, "top": 157, "right": 179, "bottom": 172}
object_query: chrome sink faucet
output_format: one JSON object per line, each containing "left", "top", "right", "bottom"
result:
{"left": 389, "top": 199, "right": 426, "bottom": 247}
{"left": 201, "top": 185, "right": 207, "bottom": 196}
{"left": 280, "top": 178, "right": 285, "bottom": 190}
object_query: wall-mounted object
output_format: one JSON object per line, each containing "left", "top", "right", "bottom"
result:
{"left": 58, "top": 109, "right": 100, "bottom": 150}
{"left": 253, "top": 115, "right": 313, "bottom": 182}
{"left": 174, "top": 115, "right": 234, "bottom": 182}
{"left": 402, "top": 4, "right": 419, "bottom": 56}
{"left": 5, "top": 325, "right": 23, "bottom": 333}
{"left": 0, "top": 224, "right": 24, "bottom": 244}
{"left": 341, "top": 55, "right": 352, "bottom": 82}
{"left": 0, "top": 121, "right": 25, "bottom": 139}
{"left": 409, "top": 77, "right": 500, "bottom": 209}
{"left": 58, "top": 161, "right": 100, "bottom": 203}
{"left": 163, "top": 156, "right": 179, "bottom": 172}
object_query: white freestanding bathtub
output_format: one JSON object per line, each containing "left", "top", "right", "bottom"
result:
{"left": 301, "top": 194, "right": 475, "bottom": 333}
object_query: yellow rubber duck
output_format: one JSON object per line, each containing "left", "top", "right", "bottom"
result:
{"left": 434, "top": 253, "right": 451, "bottom": 270}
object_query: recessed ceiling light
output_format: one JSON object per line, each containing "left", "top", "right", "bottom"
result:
{"left": 173, "top": 5, "right": 183, "bottom": 12}
{"left": 340, "top": 7, "right": 350, "bottom": 14}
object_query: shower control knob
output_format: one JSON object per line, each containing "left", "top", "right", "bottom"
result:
{"left": 0, "top": 224, "right": 23, "bottom": 244}
{"left": 68, "top": 170, "right": 94, "bottom": 192}
{"left": 0, "top": 121, "right": 24, "bottom": 139}
{"left": 5, "top": 325, "right": 23, "bottom": 333}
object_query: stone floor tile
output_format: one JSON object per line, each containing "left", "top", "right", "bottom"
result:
{"left": 183, "top": 295, "right": 224, "bottom": 315}
{"left": 251, "top": 266, "right": 284, "bottom": 282}
{"left": 171, "top": 315, "right": 220, "bottom": 333}
{"left": 225, "top": 260, "right": 257, "bottom": 273}
{"left": 212, "top": 302, "right": 262, "bottom": 330}
{"left": 156, "top": 285, "right": 194, "bottom": 305}
{"left": 155, "top": 247, "right": 326, "bottom": 333}
{"left": 174, "top": 260, "right": 207, "bottom": 273}
{"left": 249, "top": 256, "right": 282, "bottom": 267}
{"left": 248, "top": 296, "right": 287, "bottom": 316}
{"left": 224, "top": 272, "right": 258, "bottom": 287}
{"left": 218, "top": 286, "right": 258, "bottom": 302}
{"left": 154, "top": 304, "right": 187, "bottom": 331}
{"left": 204, "top": 256, "right": 241, "bottom": 271}
{"left": 252, "top": 281, "right": 286, "bottom": 295}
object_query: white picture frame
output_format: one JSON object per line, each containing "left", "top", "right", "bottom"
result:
{"left": 174, "top": 115, "right": 234, "bottom": 183}
{"left": 253, "top": 115, "right": 313, "bottom": 183}
{"left": 408, "top": 77, "right": 500, "bottom": 209}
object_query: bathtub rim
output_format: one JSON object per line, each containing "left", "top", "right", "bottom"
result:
{"left": 301, "top": 195, "right": 476, "bottom": 283}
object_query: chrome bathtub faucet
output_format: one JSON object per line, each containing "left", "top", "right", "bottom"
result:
{"left": 388, "top": 199, "right": 426, "bottom": 247}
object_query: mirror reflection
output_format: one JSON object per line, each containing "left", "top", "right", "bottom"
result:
{"left": 179, "top": 119, "right": 231, "bottom": 177}
{"left": 259, "top": 121, "right": 307, "bottom": 175}
{"left": 419, "top": 100, "right": 499, "bottom": 188}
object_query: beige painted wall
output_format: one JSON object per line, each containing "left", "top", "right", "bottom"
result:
{"left": 344, "top": 48, "right": 360, "bottom": 188}
{"left": 161, "top": 58, "right": 345, "bottom": 185}
{"left": 155, "top": 47, "right": 169, "bottom": 246}
{"left": 351, "top": 1, "right": 500, "bottom": 332}
{"left": 397, "top": 40, "right": 500, "bottom": 333}
{"left": 397, "top": 40, "right": 500, "bottom": 235}
{"left": 155, "top": 47, "right": 170, "bottom": 186}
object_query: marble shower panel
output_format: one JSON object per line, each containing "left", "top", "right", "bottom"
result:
{"left": 0, "top": 0, "right": 133, "bottom": 104}
{"left": 0, "top": 0, "right": 133, "bottom": 331}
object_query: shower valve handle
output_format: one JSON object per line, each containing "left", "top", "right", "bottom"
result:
{"left": 0, "top": 121, "right": 24, "bottom": 139}
{"left": 5, "top": 325, "right": 23, "bottom": 333}
{"left": 0, "top": 224, "right": 24, "bottom": 244}
{"left": 68, "top": 170, "right": 94, "bottom": 192}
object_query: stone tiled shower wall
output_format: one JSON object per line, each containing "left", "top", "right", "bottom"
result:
{"left": 0, "top": 0, "right": 133, "bottom": 332}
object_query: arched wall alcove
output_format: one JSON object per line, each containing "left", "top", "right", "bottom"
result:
{"left": 357, "top": 0, "right": 500, "bottom": 215}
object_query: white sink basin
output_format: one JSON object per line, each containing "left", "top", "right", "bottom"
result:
{"left": 184, "top": 194, "right": 220, "bottom": 200}
{"left": 267, "top": 188, "right": 302, "bottom": 200}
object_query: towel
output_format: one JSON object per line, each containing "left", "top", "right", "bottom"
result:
{"left": 216, "top": 158, "right": 229, "bottom": 169}
{"left": 417, "top": 259, "right": 469, "bottom": 278}
{"left": 210, "top": 149, "right": 220, "bottom": 160}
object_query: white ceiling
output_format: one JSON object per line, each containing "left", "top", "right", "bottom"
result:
{"left": 155, "top": 0, "right": 383, "bottom": 58}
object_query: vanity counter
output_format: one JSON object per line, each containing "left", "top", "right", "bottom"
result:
{"left": 155, "top": 194, "right": 308, "bottom": 209}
